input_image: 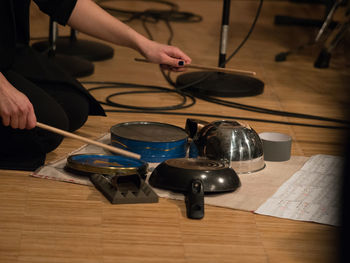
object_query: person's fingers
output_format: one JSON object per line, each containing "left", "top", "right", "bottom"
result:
{"left": 172, "top": 66, "right": 187, "bottom": 72}
{"left": 2, "top": 101, "right": 35, "bottom": 129}
{"left": 12, "top": 102, "right": 33, "bottom": 129}
{"left": 160, "top": 56, "right": 184, "bottom": 68}
{"left": 26, "top": 106, "right": 37, "bottom": 130}
{"left": 160, "top": 64, "right": 171, "bottom": 70}
{"left": 10, "top": 113, "right": 19, "bottom": 129}
{"left": 164, "top": 46, "right": 191, "bottom": 64}
{"left": 143, "top": 42, "right": 191, "bottom": 70}
{"left": 0, "top": 74, "right": 36, "bottom": 129}
{"left": 160, "top": 64, "right": 186, "bottom": 72}
{"left": 159, "top": 46, "right": 191, "bottom": 68}
{"left": 18, "top": 110, "right": 27, "bottom": 129}
{"left": 1, "top": 111, "right": 10, "bottom": 127}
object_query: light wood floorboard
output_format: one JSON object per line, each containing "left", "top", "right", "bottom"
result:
{"left": 1, "top": 1, "right": 348, "bottom": 262}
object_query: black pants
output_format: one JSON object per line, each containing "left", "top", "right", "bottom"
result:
{"left": 0, "top": 47, "right": 101, "bottom": 171}
{"left": 0, "top": 71, "right": 90, "bottom": 170}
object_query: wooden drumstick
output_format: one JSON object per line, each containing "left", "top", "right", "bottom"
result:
{"left": 134, "top": 58, "right": 256, "bottom": 76}
{"left": 36, "top": 122, "right": 141, "bottom": 160}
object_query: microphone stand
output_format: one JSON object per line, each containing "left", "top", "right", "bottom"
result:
{"left": 45, "top": 19, "right": 95, "bottom": 78}
{"left": 33, "top": 27, "right": 114, "bottom": 62}
{"left": 176, "top": 0, "right": 264, "bottom": 97}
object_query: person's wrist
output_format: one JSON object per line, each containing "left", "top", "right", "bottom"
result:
{"left": 0, "top": 73, "right": 8, "bottom": 91}
{"left": 133, "top": 36, "right": 153, "bottom": 57}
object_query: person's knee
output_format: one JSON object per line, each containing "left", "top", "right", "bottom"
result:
{"left": 67, "top": 94, "right": 89, "bottom": 132}
{"left": 35, "top": 123, "right": 67, "bottom": 154}
{"left": 34, "top": 83, "right": 90, "bottom": 132}
{"left": 2, "top": 71, "right": 70, "bottom": 154}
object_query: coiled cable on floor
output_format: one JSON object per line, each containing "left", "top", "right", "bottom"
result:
{"left": 83, "top": 81, "right": 349, "bottom": 130}
{"left": 84, "top": 80, "right": 196, "bottom": 111}
{"left": 85, "top": 0, "right": 349, "bottom": 130}
{"left": 97, "top": 0, "right": 202, "bottom": 43}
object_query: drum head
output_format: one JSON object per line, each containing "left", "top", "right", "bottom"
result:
{"left": 66, "top": 154, "right": 148, "bottom": 176}
{"left": 110, "top": 121, "right": 188, "bottom": 142}
{"left": 110, "top": 121, "right": 189, "bottom": 162}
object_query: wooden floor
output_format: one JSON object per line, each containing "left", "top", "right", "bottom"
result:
{"left": 1, "top": 0, "right": 349, "bottom": 262}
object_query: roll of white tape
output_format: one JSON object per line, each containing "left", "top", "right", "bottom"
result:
{"left": 259, "top": 132, "right": 292, "bottom": 162}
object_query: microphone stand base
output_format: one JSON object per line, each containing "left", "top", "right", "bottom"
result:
{"left": 176, "top": 71, "right": 264, "bottom": 97}
{"left": 33, "top": 37, "right": 114, "bottom": 62}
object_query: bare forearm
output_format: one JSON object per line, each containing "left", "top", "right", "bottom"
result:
{"left": 67, "top": 0, "right": 149, "bottom": 53}
{"left": 67, "top": 0, "right": 191, "bottom": 69}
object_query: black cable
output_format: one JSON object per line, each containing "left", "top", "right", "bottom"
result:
{"left": 97, "top": 0, "right": 179, "bottom": 14}
{"left": 83, "top": 81, "right": 348, "bottom": 130}
{"left": 147, "top": 0, "right": 348, "bottom": 125}
{"left": 86, "top": 1, "right": 349, "bottom": 129}
{"left": 162, "top": 0, "right": 264, "bottom": 105}
{"left": 194, "top": 93, "right": 349, "bottom": 124}
{"left": 99, "top": 0, "right": 260, "bottom": 65}
{"left": 84, "top": 81, "right": 196, "bottom": 111}
{"left": 220, "top": 0, "right": 264, "bottom": 67}
{"left": 27, "top": 0, "right": 347, "bottom": 128}
{"left": 97, "top": 0, "right": 202, "bottom": 44}
{"left": 160, "top": 65, "right": 350, "bottom": 125}
{"left": 103, "top": 109, "right": 348, "bottom": 130}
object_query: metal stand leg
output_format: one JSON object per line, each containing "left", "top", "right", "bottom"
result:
{"left": 275, "top": 0, "right": 343, "bottom": 63}
{"left": 32, "top": 26, "right": 114, "bottom": 62}
{"left": 45, "top": 19, "right": 95, "bottom": 78}
{"left": 175, "top": 0, "right": 264, "bottom": 98}
{"left": 274, "top": 0, "right": 337, "bottom": 28}
{"left": 314, "top": 17, "right": 349, "bottom": 68}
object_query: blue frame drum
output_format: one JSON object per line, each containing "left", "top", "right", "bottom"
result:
{"left": 110, "top": 122, "right": 188, "bottom": 163}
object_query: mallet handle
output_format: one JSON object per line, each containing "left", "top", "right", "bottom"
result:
{"left": 36, "top": 122, "right": 141, "bottom": 160}
{"left": 134, "top": 58, "right": 256, "bottom": 76}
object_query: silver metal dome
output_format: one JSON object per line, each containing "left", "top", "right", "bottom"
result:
{"left": 192, "top": 120, "right": 265, "bottom": 174}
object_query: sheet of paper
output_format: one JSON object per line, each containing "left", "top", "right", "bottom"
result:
{"left": 255, "top": 154, "right": 344, "bottom": 226}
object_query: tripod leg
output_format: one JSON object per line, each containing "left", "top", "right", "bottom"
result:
{"left": 275, "top": 0, "right": 342, "bottom": 62}
{"left": 315, "top": 0, "right": 343, "bottom": 43}
{"left": 314, "top": 20, "right": 350, "bottom": 68}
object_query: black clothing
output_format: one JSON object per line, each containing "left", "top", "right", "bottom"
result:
{"left": 1, "top": 0, "right": 77, "bottom": 71}
{"left": 0, "top": 67, "right": 89, "bottom": 171}
{"left": 11, "top": 45, "right": 105, "bottom": 116}
{"left": 0, "top": 0, "right": 106, "bottom": 170}
{"left": 0, "top": 0, "right": 105, "bottom": 116}
{"left": 0, "top": 0, "right": 15, "bottom": 70}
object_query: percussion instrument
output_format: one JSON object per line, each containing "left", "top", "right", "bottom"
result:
{"left": 149, "top": 158, "right": 241, "bottom": 219}
{"left": 110, "top": 121, "right": 188, "bottom": 162}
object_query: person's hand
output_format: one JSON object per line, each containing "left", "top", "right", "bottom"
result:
{"left": 139, "top": 40, "right": 192, "bottom": 72}
{"left": 0, "top": 73, "right": 36, "bottom": 129}
{"left": 67, "top": 0, "right": 191, "bottom": 71}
